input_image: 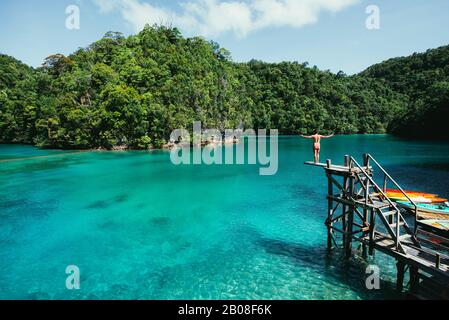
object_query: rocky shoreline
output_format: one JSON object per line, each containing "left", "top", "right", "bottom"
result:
{"left": 91, "top": 137, "right": 240, "bottom": 152}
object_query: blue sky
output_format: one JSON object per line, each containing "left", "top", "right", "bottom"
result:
{"left": 0, "top": 0, "right": 448, "bottom": 74}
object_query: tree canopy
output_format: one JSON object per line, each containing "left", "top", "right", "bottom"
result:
{"left": 361, "top": 45, "right": 449, "bottom": 139}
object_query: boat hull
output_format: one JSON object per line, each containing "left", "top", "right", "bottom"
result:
{"left": 397, "top": 201, "right": 449, "bottom": 215}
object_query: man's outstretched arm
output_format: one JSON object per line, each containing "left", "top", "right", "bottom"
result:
{"left": 321, "top": 134, "right": 334, "bottom": 139}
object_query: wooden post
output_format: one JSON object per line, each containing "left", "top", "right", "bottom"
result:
{"left": 362, "top": 238, "right": 368, "bottom": 258}
{"left": 410, "top": 266, "right": 419, "bottom": 292}
{"left": 396, "top": 261, "right": 405, "bottom": 292}
{"left": 345, "top": 164, "right": 355, "bottom": 259}
{"left": 342, "top": 155, "right": 349, "bottom": 249}
{"left": 363, "top": 154, "right": 369, "bottom": 167}
{"left": 369, "top": 208, "right": 375, "bottom": 256}
{"left": 362, "top": 155, "right": 369, "bottom": 258}
{"left": 365, "top": 155, "right": 376, "bottom": 257}
{"left": 362, "top": 203, "right": 368, "bottom": 258}
{"left": 327, "top": 160, "right": 333, "bottom": 251}
{"left": 344, "top": 155, "right": 350, "bottom": 171}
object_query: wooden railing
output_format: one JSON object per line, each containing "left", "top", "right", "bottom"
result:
{"left": 364, "top": 154, "right": 419, "bottom": 231}
{"left": 349, "top": 156, "right": 407, "bottom": 251}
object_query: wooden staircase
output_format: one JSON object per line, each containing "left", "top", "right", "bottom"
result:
{"left": 349, "top": 155, "right": 420, "bottom": 254}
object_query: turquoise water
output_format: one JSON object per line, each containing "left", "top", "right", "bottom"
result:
{"left": 1, "top": 136, "right": 448, "bottom": 300}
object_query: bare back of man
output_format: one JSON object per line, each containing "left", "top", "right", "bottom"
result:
{"left": 301, "top": 132, "right": 334, "bottom": 163}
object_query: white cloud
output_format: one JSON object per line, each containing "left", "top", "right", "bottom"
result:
{"left": 93, "top": 0, "right": 358, "bottom": 37}
{"left": 93, "top": 0, "right": 119, "bottom": 13}
{"left": 182, "top": 0, "right": 253, "bottom": 37}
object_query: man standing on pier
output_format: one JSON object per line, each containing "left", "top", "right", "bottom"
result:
{"left": 301, "top": 131, "right": 334, "bottom": 163}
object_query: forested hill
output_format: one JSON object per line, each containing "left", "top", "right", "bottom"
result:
{"left": 361, "top": 45, "right": 449, "bottom": 139}
{"left": 0, "top": 26, "right": 447, "bottom": 149}
{"left": 0, "top": 54, "right": 41, "bottom": 144}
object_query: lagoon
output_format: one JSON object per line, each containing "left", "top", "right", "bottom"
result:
{"left": 0, "top": 135, "right": 448, "bottom": 300}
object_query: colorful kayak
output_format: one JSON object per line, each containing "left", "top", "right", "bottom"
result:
{"left": 386, "top": 189, "right": 438, "bottom": 198}
{"left": 388, "top": 195, "right": 448, "bottom": 203}
{"left": 397, "top": 201, "right": 449, "bottom": 215}
{"left": 383, "top": 189, "right": 447, "bottom": 203}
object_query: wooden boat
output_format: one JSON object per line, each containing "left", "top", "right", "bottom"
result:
{"left": 421, "top": 219, "right": 449, "bottom": 230}
{"left": 397, "top": 201, "right": 449, "bottom": 215}
{"left": 417, "top": 219, "right": 449, "bottom": 241}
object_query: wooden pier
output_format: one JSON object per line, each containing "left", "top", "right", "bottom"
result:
{"left": 306, "top": 154, "right": 449, "bottom": 298}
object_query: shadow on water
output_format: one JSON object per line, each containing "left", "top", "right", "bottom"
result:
{"left": 256, "top": 236, "right": 403, "bottom": 300}
{"left": 86, "top": 200, "right": 109, "bottom": 210}
{"left": 85, "top": 194, "right": 129, "bottom": 210}
{"left": 0, "top": 195, "right": 55, "bottom": 220}
{"left": 289, "top": 184, "right": 323, "bottom": 202}
{"left": 114, "top": 194, "right": 128, "bottom": 203}
{"left": 149, "top": 217, "right": 170, "bottom": 226}
{"left": 0, "top": 156, "right": 90, "bottom": 176}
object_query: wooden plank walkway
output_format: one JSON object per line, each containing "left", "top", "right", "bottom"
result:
{"left": 304, "top": 161, "right": 372, "bottom": 174}
{"left": 360, "top": 233, "right": 449, "bottom": 279}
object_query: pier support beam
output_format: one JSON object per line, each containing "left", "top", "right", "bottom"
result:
{"left": 326, "top": 160, "right": 334, "bottom": 252}
{"left": 345, "top": 164, "right": 355, "bottom": 259}
{"left": 362, "top": 242, "right": 368, "bottom": 259}
{"left": 396, "top": 261, "right": 405, "bottom": 292}
{"left": 368, "top": 209, "right": 375, "bottom": 257}
{"left": 410, "top": 266, "right": 420, "bottom": 292}
{"left": 361, "top": 155, "right": 369, "bottom": 259}
{"left": 342, "top": 156, "right": 349, "bottom": 254}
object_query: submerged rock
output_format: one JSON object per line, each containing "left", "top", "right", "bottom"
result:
{"left": 27, "top": 288, "right": 51, "bottom": 300}
{"left": 111, "top": 145, "right": 129, "bottom": 151}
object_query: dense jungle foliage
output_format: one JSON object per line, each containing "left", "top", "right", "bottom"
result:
{"left": 0, "top": 25, "right": 447, "bottom": 149}
{"left": 361, "top": 45, "right": 449, "bottom": 139}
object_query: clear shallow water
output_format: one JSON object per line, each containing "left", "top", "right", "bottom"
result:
{"left": 0, "top": 136, "right": 448, "bottom": 300}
